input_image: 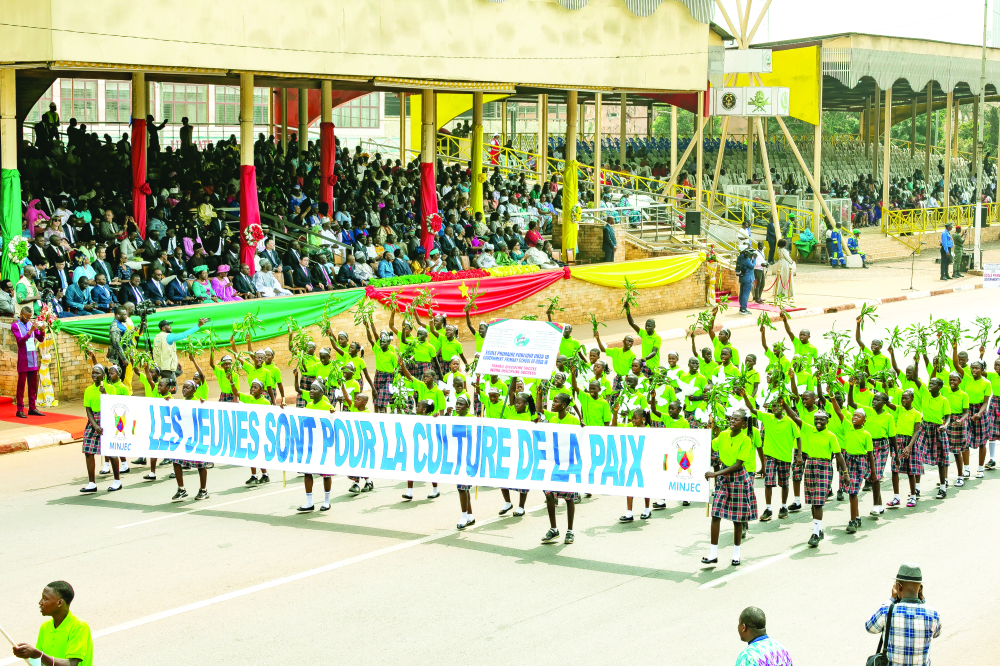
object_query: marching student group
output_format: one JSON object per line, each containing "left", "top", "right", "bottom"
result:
{"left": 75, "top": 300, "right": 1000, "bottom": 567}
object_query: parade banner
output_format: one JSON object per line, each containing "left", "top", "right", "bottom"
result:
{"left": 101, "top": 396, "right": 711, "bottom": 501}
{"left": 476, "top": 319, "right": 563, "bottom": 380}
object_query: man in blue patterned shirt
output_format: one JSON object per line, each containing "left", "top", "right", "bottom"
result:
{"left": 866, "top": 563, "right": 941, "bottom": 665}
{"left": 735, "top": 607, "right": 792, "bottom": 665}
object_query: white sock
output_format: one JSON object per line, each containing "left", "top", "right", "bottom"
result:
{"left": 794, "top": 495, "right": 802, "bottom": 504}
{"left": 893, "top": 494, "right": 900, "bottom": 501}
{"left": 324, "top": 491, "right": 331, "bottom": 504}
{"left": 978, "top": 465, "right": 985, "bottom": 472}
{"left": 732, "top": 544, "right": 741, "bottom": 561}
{"left": 624, "top": 510, "right": 633, "bottom": 518}
{"left": 403, "top": 491, "right": 412, "bottom": 498}
{"left": 120, "top": 463, "right": 129, "bottom": 471}
{"left": 501, "top": 501, "right": 513, "bottom": 510}
{"left": 100, "top": 464, "right": 110, "bottom": 472}
{"left": 467, "top": 512, "right": 474, "bottom": 522}
{"left": 83, "top": 481, "right": 97, "bottom": 490}
{"left": 766, "top": 504, "right": 773, "bottom": 512}
{"left": 304, "top": 492, "right": 313, "bottom": 507}
{"left": 109, "top": 480, "right": 121, "bottom": 489}
{"left": 915, "top": 483, "right": 921, "bottom": 492}
{"left": 460, "top": 512, "right": 467, "bottom": 524}
{"left": 989, "top": 441, "right": 996, "bottom": 458}
{"left": 709, "top": 544, "right": 719, "bottom": 559}
{"left": 780, "top": 503, "right": 787, "bottom": 509}
{"left": 813, "top": 519, "right": 821, "bottom": 535}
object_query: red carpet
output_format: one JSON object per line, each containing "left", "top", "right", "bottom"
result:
{"left": 0, "top": 404, "right": 87, "bottom": 438}
{"left": 748, "top": 302, "right": 806, "bottom": 313}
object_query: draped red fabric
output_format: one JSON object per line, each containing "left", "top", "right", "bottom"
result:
{"left": 419, "top": 161, "right": 437, "bottom": 260}
{"left": 319, "top": 122, "right": 336, "bottom": 212}
{"left": 130, "top": 118, "right": 148, "bottom": 239}
{"left": 239, "top": 165, "right": 260, "bottom": 276}
{"left": 365, "top": 267, "right": 571, "bottom": 317}
{"left": 642, "top": 90, "right": 709, "bottom": 116}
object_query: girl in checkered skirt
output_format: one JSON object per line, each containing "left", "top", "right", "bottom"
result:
{"left": 80, "top": 365, "right": 121, "bottom": 494}
{"left": 209, "top": 352, "right": 240, "bottom": 403}
{"left": 142, "top": 374, "right": 176, "bottom": 482}
{"left": 294, "top": 341, "right": 319, "bottom": 408}
{"left": 917, "top": 377, "right": 953, "bottom": 500}
{"left": 452, "top": 395, "right": 477, "bottom": 531}
{"left": 942, "top": 372, "right": 970, "bottom": 484}
{"left": 703, "top": 408, "right": 758, "bottom": 567}
{"left": 168, "top": 380, "right": 211, "bottom": 502}
{"left": 887, "top": 389, "right": 923, "bottom": 508}
{"left": 541, "top": 392, "right": 581, "bottom": 545}
{"left": 957, "top": 360, "right": 993, "bottom": 478}
{"left": 983, "top": 355, "right": 1000, "bottom": 470}
{"left": 299, "top": 381, "right": 336, "bottom": 513}
{"left": 839, "top": 402, "right": 879, "bottom": 535}
{"left": 364, "top": 320, "right": 400, "bottom": 413}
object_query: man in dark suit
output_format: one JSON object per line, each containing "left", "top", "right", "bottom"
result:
{"left": 160, "top": 228, "right": 180, "bottom": 255}
{"left": 336, "top": 254, "right": 364, "bottom": 287}
{"left": 284, "top": 239, "right": 305, "bottom": 287}
{"left": 166, "top": 273, "right": 199, "bottom": 305}
{"left": 221, "top": 240, "right": 241, "bottom": 272}
{"left": 308, "top": 254, "right": 334, "bottom": 291}
{"left": 44, "top": 236, "right": 68, "bottom": 267}
{"left": 232, "top": 263, "right": 259, "bottom": 298}
{"left": 120, "top": 273, "right": 147, "bottom": 306}
{"left": 49, "top": 260, "right": 72, "bottom": 309}
{"left": 291, "top": 256, "right": 314, "bottom": 292}
{"left": 91, "top": 245, "right": 119, "bottom": 288}
{"left": 144, "top": 269, "right": 173, "bottom": 307}
{"left": 27, "top": 234, "right": 49, "bottom": 273}
{"left": 258, "top": 238, "right": 282, "bottom": 273}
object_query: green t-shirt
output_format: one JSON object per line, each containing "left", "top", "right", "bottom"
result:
{"left": 660, "top": 413, "right": 690, "bottom": 429}
{"left": 900, "top": 378, "right": 924, "bottom": 410}
{"left": 699, "top": 359, "right": 720, "bottom": 381}
{"left": 305, "top": 396, "right": 334, "bottom": 410}
{"left": 864, "top": 349, "right": 890, "bottom": 375}
{"left": 758, "top": 412, "right": 800, "bottom": 463}
{"left": 214, "top": 365, "right": 240, "bottom": 394}
{"left": 243, "top": 361, "right": 274, "bottom": 389}
{"left": 412, "top": 340, "right": 437, "bottom": 363}
{"left": 842, "top": 427, "right": 874, "bottom": 455}
{"left": 427, "top": 328, "right": 444, "bottom": 353}
{"left": 104, "top": 380, "right": 130, "bottom": 396}
{"left": 440, "top": 338, "right": 464, "bottom": 363}
{"left": 138, "top": 373, "right": 157, "bottom": 397}
{"left": 35, "top": 612, "right": 93, "bottom": 666}
{"left": 406, "top": 377, "right": 447, "bottom": 413}
{"left": 941, "top": 386, "right": 970, "bottom": 415}
{"left": 504, "top": 408, "right": 534, "bottom": 422}
{"left": 799, "top": 423, "right": 841, "bottom": 459}
{"left": 544, "top": 410, "right": 581, "bottom": 426}
{"left": 474, "top": 331, "right": 485, "bottom": 353}
{"left": 264, "top": 362, "right": 284, "bottom": 387}
{"left": 194, "top": 381, "right": 209, "bottom": 400}
{"left": 796, "top": 401, "right": 818, "bottom": 428}
{"left": 894, "top": 407, "right": 922, "bottom": 437}
{"left": 83, "top": 384, "right": 102, "bottom": 412}
{"left": 606, "top": 346, "right": 638, "bottom": 377}
{"left": 985, "top": 371, "right": 1000, "bottom": 397}
{"left": 793, "top": 338, "right": 819, "bottom": 370}
{"left": 713, "top": 430, "right": 756, "bottom": 472}
{"left": 239, "top": 392, "right": 271, "bottom": 405}
{"left": 482, "top": 397, "right": 507, "bottom": 419}
{"left": 765, "top": 350, "right": 791, "bottom": 377}
{"left": 638, "top": 329, "right": 662, "bottom": 368}
{"left": 920, "top": 391, "right": 951, "bottom": 424}
{"left": 372, "top": 344, "right": 399, "bottom": 373}
{"left": 965, "top": 376, "right": 992, "bottom": 404}
{"left": 676, "top": 370, "right": 706, "bottom": 412}
{"left": 712, "top": 337, "right": 740, "bottom": 366}
{"left": 862, "top": 406, "right": 897, "bottom": 440}
{"left": 578, "top": 392, "right": 612, "bottom": 426}
{"left": 744, "top": 367, "right": 761, "bottom": 396}
{"left": 649, "top": 384, "right": 677, "bottom": 423}
{"left": 559, "top": 336, "right": 582, "bottom": 361}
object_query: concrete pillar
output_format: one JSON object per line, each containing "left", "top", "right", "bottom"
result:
{"left": 421, "top": 89, "right": 436, "bottom": 163}
{"left": 972, "top": 97, "right": 980, "bottom": 171}
{"left": 696, "top": 91, "right": 704, "bottom": 207}
{"left": 881, "top": 84, "right": 892, "bottom": 232}
{"left": 321, "top": 80, "right": 332, "bottom": 123}
{"left": 240, "top": 72, "right": 254, "bottom": 167}
{"left": 298, "top": 86, "right": 308, "bottom": 156}
{"left": 132, "top": 72, "right": 146, "bottom": 124}
{"left": 670, "top": 105, "right": 677, "bottom": 177}
{"left": 952, "top": 99, "right": 960, "bottom": 159}
{"left": 399, "top": 93, "right": 406, "bottom": 163}
{"left": 593, "top": 92, "right": 602, "bottom": 203}
{"left": 925, "top": 83, "right": 932, "bottom": 180}
{"left": 864, "top": 96, "right": 871, "bottom": 156}
{"left": 500, "top": 100, "right": 507, "bottom": 148}
{"left": 1, "top": 69, "right": 17, "bottom": 171}
{"left": 471, "top": 91, "right": 484, "bottom": 217}
{"left": 563, "top": 90, "right": 579, "bottom": 262}
{"left": 539, "top": 93, "right": 549, "bottom": 183}
{"left": 646, "top": 104, "right": 653, "bottom": 139}
{"left": 619, "top": 93, "right": 627, "bottom": 166}
{"left": 944, "top": 91, "right": 953, "bottom": 218}
{"left": 813, "top": 83, "right": 823, "bottom": 235}
{"left": 280, "top": 88, "right": 288, "bottom": 155}
{"left": 747, "top": 115, "right": 754, "bottom": 182}
{"left": 872, "top": 87, "right": 880, "bottom": 180}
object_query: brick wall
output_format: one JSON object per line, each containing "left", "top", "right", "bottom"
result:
{"left": 2, "top": 265, "right": 707, "bottom": 400}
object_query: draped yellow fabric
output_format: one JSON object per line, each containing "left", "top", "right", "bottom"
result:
{"left": 736, "top": 46, "right": 820, "bottom": 126}
{"left": 561, "top": 159, "right": 578, "bottom": 261}
{"left": 471, "top": 124, "right": 484, "bottom": 217}
{"left": 409, "top": 94, "right": 509, "bottom": 151}
{"left": 570, "top": 253, "right": 705, "bottom": 288}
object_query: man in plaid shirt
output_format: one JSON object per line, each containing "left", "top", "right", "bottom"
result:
{"left": 866, "top": 564, "right": 941, "bottom": 665}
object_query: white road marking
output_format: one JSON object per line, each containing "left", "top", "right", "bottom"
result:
{"left": 0, "top": 504, "right": 547, "bottom": 664}
{"left": 113, "top": 487, "right": 300, "bottom": 528}
{"left": 699, "top": 544, "right": 808, "bottom": 589}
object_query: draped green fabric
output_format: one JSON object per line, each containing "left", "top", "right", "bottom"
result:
{"left": 54, "top": 289, "right": 365, "bottom": 346}
{"left": 1, "top": 168, "right": 22, "bottom": 283}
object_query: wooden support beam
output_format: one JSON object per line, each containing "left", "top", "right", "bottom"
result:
{"left": 754, "top": 117, "right": 780, "bottom": 239}
{"left": 775, "top": 116, "right": 838, "bottom": 228}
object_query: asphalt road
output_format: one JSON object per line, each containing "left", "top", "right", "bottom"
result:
{"left": 1, "top": 289, "right": 995, "bottom": 665}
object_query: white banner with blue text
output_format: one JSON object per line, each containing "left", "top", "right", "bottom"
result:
{"left": 101, "top": 396, "right": 711, "bottom": 501}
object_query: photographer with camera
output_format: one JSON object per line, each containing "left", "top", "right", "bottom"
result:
{"left": 865, "top": 564, "right": 940, "bottom": 666}
{"left": 14, "top": 266, "right": 43, "bottom": 316}
{"left": 154, "top": 317, "right": 210, "bottom": 391}
{"left": 734, "top": 242, "right": 757, "bottom": 316}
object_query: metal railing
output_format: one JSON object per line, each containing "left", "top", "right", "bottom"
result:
{"left": 884, "top": 202, "right": 998, "bottom": 254}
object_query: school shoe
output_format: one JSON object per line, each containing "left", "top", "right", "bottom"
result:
{"left": 498, "top": 503, "right": 514, "bottom": 516}
{"left": 541, "top": 528, "right": 561, "bottom": 543}
{"left": 870, "top": 506, "right": 885, "bottom": 517}
{"left": 976, "top": 470, "right": 984, "bottom": 478}
{"left": 787, "top": 502, "right": 802, "bottom": 513}
{"left": 777, "top": 506, "right": 789, "bottom": 519}
{"left": 619, "top": 514, "right": 634, "bottom": 523}
{"left": 171, "top": 488, "right": 189, "bottom": 501}
{"left": 640, "top": 510, "right": 651, "bottom": 520}
{"left": 955, "top": 478, "right": 965, "bottom": 487}
{"left": 80, "top": 483, "right": 98, "bottom": 494}
{"left": 297, "top": 504, "right": 315, "bottom": 512}
{"left": 936, "top": 487, "right": 947, "bottom": 499}
{"left": 652, "top": 501, "right": 667, "bottom": 510}
{"left": 564, "top": 530, "right": 575, "bottom": 544}
{"left": 906, "top": 495, "right": 917, "bottom": 508}
{"left": 260, "top": 474, "right": 270, "bottom": 484}
{"left": 99, "top": 464, "right": 111, "bottom": 475}
{"left": 132, "top": 457, "right": 147, "bottom": 465}
{"left": 143, "top": 473, "right": 156, "bottom": 481}
{"left": 457, "top": 520, "right": 468, "bottom": 530}
{"left": 759, "top": 508, "right": 773, "bottom": 522}
{"left": 363, "top": 481, "right": 374, "bottom": 492}
{"left": 845, "top": 519, "right": 858, "bottom": 534}
{"left": 962, "top": 469, "right": 971, "bottom": 478}
{"left": 167, "top": 472, "right": 176, "bottom": 479}
{"left": 837, "top": 489, "right": 845, "bottom": 502}
{"left": 320, "top": 503, "right": 331, "bottom": 512}
{"left": 807, "top": 531, "right": 824, "bottom": 547}
{"left": 986, "top": 459, "right": 996, "bottom": 470}
{"left": 245, "top": 475, "right": 259, "bottom": 486}
{"left": 700, "top": 556, "right": 718, "bottom": 565}
{"left": 512, "top": 507, "right": 525, "bottom": 517}
{"left": 682, "top": 501, "right": 691, "bottom": 506}
{"left": 348, "top": 483, "right": 361, "bottom": 495}
{"left": 401, "top": 493, "right": 413, "bottom": 501}
{"left": 194, "top": 489, "right": 209, "bottom": 501}
{"left": 427, "top": 490, "right": 440, "bottom": 499}
{"left": 886, "top": 498, "right": 900, "bottom": 508}
{"left": 107, "top": 481, "right": 122, "bottom": 492}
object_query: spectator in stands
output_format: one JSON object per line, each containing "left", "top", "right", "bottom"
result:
{"left": 477, "top": 244, "right": 497, "bottom": 269}
{"left": 292, "top": 256, "right": 315, "bottom": 292}
{"left": 120, "top": 273, "right": 148, "bottom": 306}
{"left": 145, "top": 269, "right": 172, "bottom": 306}
{"left": 191, "top": 267, "right": 219, "bottom": 303}
{"left": 377, "top": 251, "right": 395, "bottom": 279}
{"left": 0, "top": 279, "right": 15, "bottom": 316}
{"left": 602, "top": 216, "right": 617, "bottom": 263}
{"left": 392, "top": 249, "right": 412, "bottom": 276}
{"left": 336, "top": 255, "right": 365, "bottom": 288}
{"left": 232, "top": 263, "right": 258, "bottom": 299}
{"left": 309, "top": 254, "right": 335, "bottom": 291}
{"left": 259, "top": 238, "right": 282, "bottom": 273}
{"left": 92, "top": 274, "right": 118, "bottom": 313}
{"left": 254, "top": 260, "right": 292, "bottom": 297}
{"left": 211, "top": 266, "right": 243, "bottom": 302}
{"left": 65, "top": 276, "right": 96, "bottom": 315}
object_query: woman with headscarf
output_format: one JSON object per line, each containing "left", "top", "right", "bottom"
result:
{"left": 25, "top": 199, "right": 50, "bottom": 237}
{"left": 190, "top": 265, "right": 219, "bottom": 304}
{"left": 210, "top": 265, "right": 243, "bottom": 302}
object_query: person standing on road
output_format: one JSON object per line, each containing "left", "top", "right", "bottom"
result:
{"left": 734, "top": 606, "right": 792, "bottom": 666}
{"left": 11, "top": 581, "right": 94, "bottom": 666}
{"left": 153, "top": 317, "right": 210, "bottom": 392}
{"left": 12, "top": 305, "right": 46, "bottom": 419}
{"left": 602, "top": 216, "right": 617, "bottom": 263}
{"left": 735, "top": 244, "right": 756, "bottom": 315}
{"left": 865, "top": 564, "right": 940, "bottom": 666}
{"left": 951, "top": 225, "right": 965, "bottom": 278}
{"left": 752, "top": 241, "right": 767, "bottom": 304}
{"left": 939, "top": 222, "right": 953, "bottom": 280}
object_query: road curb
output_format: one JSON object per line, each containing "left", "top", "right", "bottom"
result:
{"left": 0, "top": 429, "right": 75, "bottom": 456}
{"left": 667, "top": 282, "right": 982, "bottom": 340}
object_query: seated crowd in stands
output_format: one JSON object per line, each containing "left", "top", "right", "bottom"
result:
{"left": 7, "top": 114, "right": 569, "bottom": 318}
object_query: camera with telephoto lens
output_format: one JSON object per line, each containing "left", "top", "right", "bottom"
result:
{"left": 37, "top": 275, "right": 59, "bottom": 299}
{"left": 135, "top": 300, "right": 157, "bottom": 317}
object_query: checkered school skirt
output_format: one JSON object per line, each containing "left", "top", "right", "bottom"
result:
{"left": 457, "top": 484, "right": 473, "bottom": 491}
{"left": 989, "top": 398, "right": 1000, "bottom": 440}
{"left": 174, "top": 459, "right": 209, "bottom": 470}
{"left": 804, "top": 456, "right": 834, "bottom": 506}
{"left": 544, "top": 489, "right": 580, "bottom": 502}
{"left": 411, "top": 361, "right": 434, "bottom": 380}
{"left": 650, "top": 421, "right": 666, "bottom": 428}
{"left": 892, "top": 432, "right": 924, "bottom": 476}
{"left": 843, "top": 453, "right": 869, "bottom": 496}
{"left": 506, "top": 487, "right": 529, "bottom": 495}
{"left": 219, "top": 392, "right": 237, "bottom": 403}
{"left": 968, "top": 402, "right": 993, "bottom": 449}
{"left": 296, "top": 375, "right": 316, "bottom": 408}
{"left": 710, "top": 469, "right": 758, "bottom": 522}
{"left": 871, "top": 437, "right": 891, "bottom": 481}
{"left": 82, "top": 414, "right": 101, "bottom": 455}
{"left": 947, "top": 418, "right": 968, "bottom": 453}
{"left": 918, "top": 423, "right": 951, "bottom": 468}
{"left": 793, "top": 460, "right": 805, "bottom": 483}
{"left": 304, "top": 471, "right": 333, "bottom": 478}
{"left": 764, "top": 457, "right": 791, "bottom": 488}
{"left": 374, "top": 370, "right": 395, "bottom": 409}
